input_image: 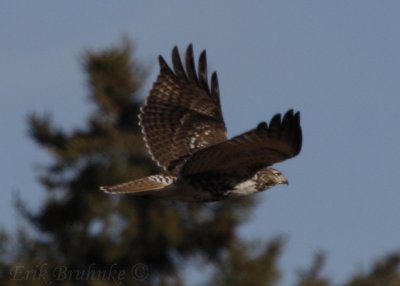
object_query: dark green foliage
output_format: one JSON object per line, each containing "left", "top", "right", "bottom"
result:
{"left": 1, "top": 39, "right": 399, "bottom": 285}
{"left": 296, "top": 252, "right": 330, "bottom": 286}
{"left": 209, "top": 238, "right": 282, "bottom": 286}
{"left": 347, "top": 254, "right": 400, "bottom": 286}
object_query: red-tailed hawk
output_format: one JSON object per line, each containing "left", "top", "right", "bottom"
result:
{"left": 101, "top": 45, "right": 302, "bottom": 202}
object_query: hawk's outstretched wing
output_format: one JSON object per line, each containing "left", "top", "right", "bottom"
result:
{"left": 139, "top": 44, "right": 227, "bottom": 175}
{"left": 181, "top": 110, "right": 302, "bottom": 179}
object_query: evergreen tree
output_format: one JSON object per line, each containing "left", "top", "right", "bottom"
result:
{"left": 7, "top": 40, "right": 256, "bottom": 285}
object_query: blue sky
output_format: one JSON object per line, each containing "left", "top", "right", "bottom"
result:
{"left": 1, "top": 1, "right": 400, "bottom": 285}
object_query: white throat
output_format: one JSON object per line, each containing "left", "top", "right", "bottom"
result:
{"left": 227, "top": 180, "right": 259, "bottom": 196}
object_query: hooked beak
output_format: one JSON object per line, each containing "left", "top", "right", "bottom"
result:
{"left": 280, "top": 176, "right": 289, "bottom": 186}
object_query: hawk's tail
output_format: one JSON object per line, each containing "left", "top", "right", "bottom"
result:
{"left": 100, "top": 175, "right": 176, "bottom": 195}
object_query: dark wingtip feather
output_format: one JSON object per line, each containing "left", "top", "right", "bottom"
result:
{"left": 210, "top": 71, "right": 220, "bottom": 99}
{"left": 186, "top": 44, "right": 193, "bottom": 57}
{"left": 198, "top": 50, "right": 210, "bottom": 93}
{"left": 282, "top": 109, "right": 294, "bottom": 130}
{"left": 294, "top": 111, "right": 301, "bottom": 124}
{"left": 286, "top": 110, "right": 302, "bottom": 156}
{"left": 172, "top": 46, "right": 186, "bottom": 78}
{"left": 256, "top": 121, "right": 268, "bottom": 131}
{"left": 294, "top": 112, "right": 302, "bottom": 155}
{"left": 199, "top": 50, "right": 207, "bottom": 65}
{"left": 199, "top": 50, "right": 207, "bottom": 66}
{"left": 286, "top": 109, "right": 294, "bottom": 118}
{"left": 171, "top": 46, "right": 179, "bottom": 64}
{"left": 270, "top": 113, "right": 282, "bottom": 129}
{"left": 158, "top": 55, "right": 174, "bottom": 76}
{"left": 158, "top": 55, "right": 168, "bottom": 68}
{"left": 185, "top": 44, "right": 198, "bottom": 83}
{"left": 270, "top": 109, "right": 302, "bottom": 157}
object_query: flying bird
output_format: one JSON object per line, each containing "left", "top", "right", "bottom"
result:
{"left": 100, "top": 45, "right": 302, "bottom": 202}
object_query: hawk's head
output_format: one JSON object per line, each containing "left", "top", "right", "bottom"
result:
{"left": 255, "top": 167, "right": 288, "bottom": 190}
